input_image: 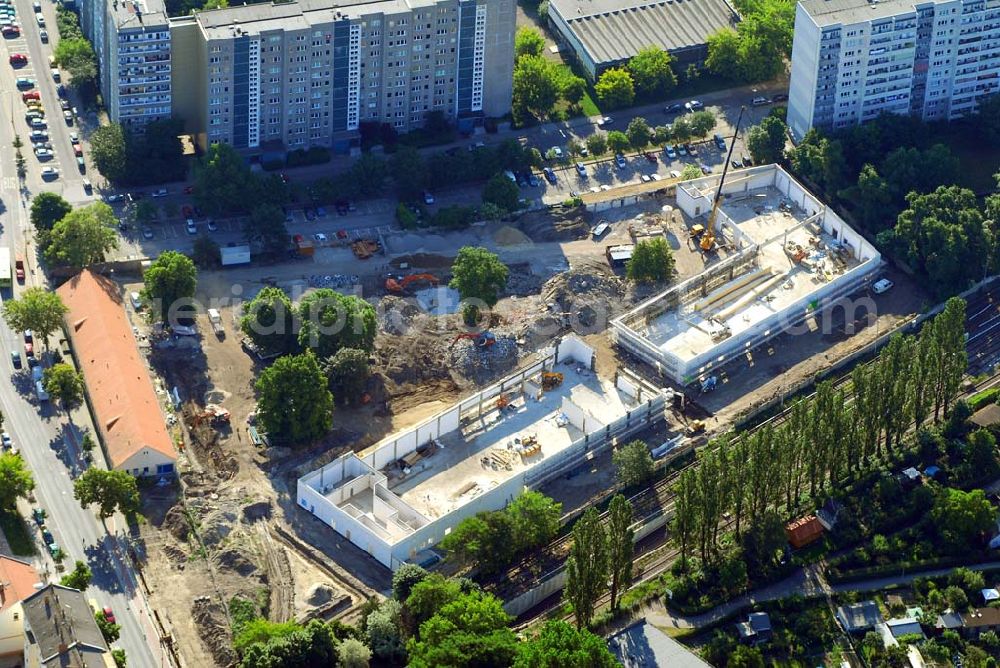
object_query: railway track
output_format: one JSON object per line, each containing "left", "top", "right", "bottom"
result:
{"left": 506, "top": 286, "right": 1000, "bottom": 626}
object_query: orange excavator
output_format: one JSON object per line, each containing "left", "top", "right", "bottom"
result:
{"left": 450, "top": 331, "right": 497, "bottom": 348}
{"left": 385, "top": 273, "right": 439, "bottom": 293}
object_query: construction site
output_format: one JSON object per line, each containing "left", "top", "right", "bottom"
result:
{"left": 612, "top": 164, "right": 884, "bottom": 386}
{"left": 298, "top": 336, "right": 666, "bottom": 570}
{"left": 121, "top": 161, "right": 925, "bottom": 666}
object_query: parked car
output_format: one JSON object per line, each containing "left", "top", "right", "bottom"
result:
{"left": 21, "top": 90, "right": 39, "bottom": 101}
{"left": 714, "top": 134, "right": 727, "bottom": 150}
{"left": 142, "top": 227, "right": 154, "bottom": 240}
{"left": 751, "top": 96, "right": 771, "bottom": 106}
{"left": 151, "top": 188, "right": 168, "bottom": 197}
{"left": 207, "top": 220, "right": 218, "bottom": 232}
{"left": 63, "top": 110, "right": 72, "bottom": 125}
{"left": 644, "top": 152, "right": 658, "bottom": 163}
{"left": 186, "top": 219, "right": 197, "bottom": 234}
{"left": 29, "top": 129, "right": 47, "bottom": 141}
{"left": 772, "top": 93, "right": 788, "bottom": 102}
{"left": 8, "top": 53, "right": 26, "bottom": 65}
{"left": 575, "top": 162, "right": 588, "bottom": 178}
{"left": 76, "top": 156, "right": 85, "bottom": 173}
{"left": 106, "top": 193, "right": 124, "bottom": 203}
{"left": 50, "top": 68, "right": 59, "bottom": 82}
{"left": 527, "top": 172, "right": 539, "bottom": 187}
{"left": 684, "top": 100, "right": 704, "bottom": 111}
{"left": 3, "top": 25, "right": 21, "bottom": 37}
{"left": 38, "top": 28, "right": 47, "bottom": 42}
{"left": 69, "top": 131, "right": 78, "bottom": 144}
{"left": 40, "top": 166, "right": 58, "bottom": 180}
{"left": 10, "top": 351, "right": 19, "bottom": 369}
{"left": 677, "top": 144, "right": 687, "bottom": 157}
{"left": 542, "top": 167, "right": 557, "bottom": 184}
{"left": 872, "top": 278, "right": 894, "bottom": 294}
{"left": 665, "top": 145, "right": 677, "bottom": 160}
{"left": 614, "top": 153, "right": 627, "bottom": 169}
{"left": 15, "top": 77, "right": 34, "bottom": 90}
{"left": 102, "top": 608, "right": 116, "bottom": 625}
{"left": 664, "top": 103, "right": 684, "bottom": 114}
{"left": 29, "top": 117, "right": 46, "bottom": 128}
{"left": 597, "top": 116, "right": 613, "bottom": 127}
{"left": 686, "top": 143, "right": 698, "bottom": 157}
{"left": 549, "top": 146, "right": 563, "bottom": 159}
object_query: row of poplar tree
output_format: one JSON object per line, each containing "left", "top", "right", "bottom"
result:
{"left": 672, "top": 297, "right": 969, "bottom": 568}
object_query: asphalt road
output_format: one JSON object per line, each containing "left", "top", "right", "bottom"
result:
{"left": 0, "top": 0, "right": 164, "bottom": 664}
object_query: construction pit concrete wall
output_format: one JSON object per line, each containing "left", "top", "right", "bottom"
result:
{"left": 611, "top": 164, "right": 883, "bottom": 386}
{"left": 297, "top": 335, "right": 667, "bottom": 571}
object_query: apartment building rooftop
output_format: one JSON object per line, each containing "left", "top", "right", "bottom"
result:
{"left": 549, "top": 0, "right": 738, "bottom": 68}
{"left": 799, "top": 0, "right": 921, "bottom": 26}
{"left": 111, "top": 0, "right": 168, "bottom": 28}
{"left": 194, "top": 0, "right": 441, "bottom": 37}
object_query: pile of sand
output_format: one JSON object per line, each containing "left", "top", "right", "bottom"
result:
{"left": 494, "top": 225, "right": 532, "bottom": 246}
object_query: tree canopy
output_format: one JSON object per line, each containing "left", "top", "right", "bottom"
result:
{"left": 30, "top": 192, "right": 72, "bottom": 232}
{"left": 54, "top": 37, "right": 97, "bottom": 88}
{"left": 931, "top": 487, "right": 995, "bottom": 553}
{"left": 42, "top": 364, "right": 85, "bottom": 410}
{"left": 89, "top": 124, "right": 128, "bottom": 182}
{"left": 0, "top": 453, "right": 33, "bottom": 510}
{"left": 594, "top": 68, "right": 635, "bottom": 109}
{"left": 321, "top": 348, "right": 370, "bottom": 404}
{"left": 747, "top": 116, "right": 787, "bottom": 165}
{"left": 255, "top": 352, "right": 333, "bottom": 445}
{"left": 565, "top": 507, "right": 607, "bottom": 629}
{"left": 450, "top": 247, "right": 509, "bottom": 309}
{"left": 627, "top": 47, "right": 677, "bottom": 97}
{"left": 142, "top": 251, "right": 198, "bottom": 323}
{"left": 482, "top": 173, "right": 521, "bottom": 214}
{"left": 514, "top": 26, "right": 546, "bottom": 59}
{"left": 514, "top": 621, "right": 616, "bottom": 668}
{"left": 297, "top": 290, "right": 377, "bottom": 358}
{"left": 406, "top": 591, "right": 518, "bottom": 668}
{"left": 60, "top": 560, "right": 93, "bottom": 591}
{"left": 43, "top": 203, "right": 118, "bottom": 269}
{"left": 240, "top": 287, "right": 297, "bottom": 358}
{"left": 2, "top": 288, "right": 68, "bottom": 343}
{"left": 73, "top": 468, "right": 140, "bottom": 520}
{"left": 626, "top": 238, "right": 675, "bottom": 283}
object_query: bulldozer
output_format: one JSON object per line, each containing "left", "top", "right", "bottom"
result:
{"left": 450, "top": 331, "right": 496, "bottom": 348}
{"left": 700, "top": 105, "right": 747, "bottom": 254}
{"left": 687, "top": 419, "right": 706, "bottom": 436}
{"left": 385, "top": 273, "right": 439, "bottom": 293}
{"left": 541, "top": 372, "right": 564, "bottom": 391}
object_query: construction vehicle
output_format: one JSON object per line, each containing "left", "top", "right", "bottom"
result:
{"left": 541, "top": 372, "right": 564, "bottom": 390}
{"left": 192, "top": 404, "right": 231, "bottom": 427}
{"left": 700, "top": 106, "right": 747, "bottom": 253}
{"left": 496, "top": 393, "right": 510, "bottom": 410}
{"left": 687, "top": 420, "right": 706, "bottom": 436}
{"left": 385, "top": 273, "right": 439, "bottom": 293}
{"left": 351, "top": 239, "right": 379, "bottom": 259}
{"left": 689, "top": 224, "right": 705, "bottom": 238}
{"left": 208, "top": 308, "right": 224, "bottom": 338}
{"left": 450, "top": 331, "right": 496, "bottom": 348}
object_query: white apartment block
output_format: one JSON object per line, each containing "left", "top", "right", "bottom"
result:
{"left": 787, "top": 0, "right": 1000, "bottom": 139}
{"left": 170, "top": 0, "right": 515, "bottom": 154}
{"left": 80, "top": 0, "right": 172, "bottom": 130}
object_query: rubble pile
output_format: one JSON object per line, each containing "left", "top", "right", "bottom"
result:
{"left": 449, "top": 333, "right": 519, "bottom": 382}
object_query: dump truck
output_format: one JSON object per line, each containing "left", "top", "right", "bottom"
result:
{"left": 208, "top": 308, "right": 224, "bottom": 338}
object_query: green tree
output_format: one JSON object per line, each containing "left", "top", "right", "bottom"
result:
{"left": 565, "top": 508, "right": 607, "bottom": 629}
{"left": 728, "top": 645, "right": 765, "bottom": 668}
{"left": 243, "top": 203, "right": 289, "bottom": 255}
{"left": 512, "top": 55, "right": 561, "bottom": 122}
{"left": 94, "top": 612, "right": 121, "bottom": 643}
{"left": 515, "top": 26, "right": 546, "bottom": 59}
{"left": 191, "top": 235, "right": 221, "bottom": 269}
{"left": 338, "top": 638, "right": 371, "bottom": 668}
{"left": 43, "top": 203, "right": 119, "bottom": 269}
{"left": 406, "top": 592, "right": 517, "bottom": 668}
{"left": 297, "top": 290, "right": 377, "bottom": 358}
{"left": 405, "top": 573, "right": 463, "bottom": 629}
{"left": 366, "top": 599, "right": 405, "bottom": 664}
{"left": 627, "top": 47, "right": 677, "bottom": 97}
{"left": 89, "top": 124, "right": 127, "bottom": 182}
{"left": 450, "top": 246, "right": 509, "bottom": 313}
{"left": 392, "top": 563, "right": 429, "bottom": 602}
{"left": 626, "top": 117, "right": 652, "bottom": 149}
{"left": 322, "top": 348, "right": 370, "bottom": 404}
{"left": 54, "top": 37, "right": 97, "bottom": 88}
{"left": 560, "top": 75, "right": 587, "bottom": 107}
{"left": 439, "top": 511, "right": 514, "bottom": 574}
{"left": 73, "top": 468, "right": 140, "bottom": 520}
{"left": 746, "top": 116, "right": 787, "bottom": 165}
{"left": 606, "top": 494, "right": 634, "bottom": 611}
{"left": 255, "top": 352, "right": 333, "bottom": 445}
{"left": 111, "top": 649, "right": 126, "bottom": 668}
{"left": 586, "top": 132, "right": 608, "bottom": 157}
{"left": 626, "top": 238, "right": 675, "bottom": 283}
{"left": 653, "top": 125, "right": 673, "bottom": 146}
{"left": 606, "top": 130, "right": 631, "bottom": 154}
{"left": 705, "top": 28, "right": 743, "bottom": 80}
{"left": 345, "top": 154, "right": 388, "bottom": 198}
{"left": 30, "top": 192, "right": 72, "bottom": 232}
{"left": 2, "top": 288, "right": 68, "bottom": 344}
{"left": 238, "top": 620, "right": 339, "bottom": 668}
{"left": 687, "top": 110, "right": 717, "bottom": 138}
{"left": 482, "top": 173, "right": 521, "bottom": 213}
{"left": 880, "top": 186, "right": 987, "bottom": 295}
{"left": 977, "top": 93, "right": 1000, "bottom": 147}
{"left": 515, "top": 621, "right": 616, "bottom": 667}
{"left": 594, "top": 68, "right": 635, "bottom": 109}
{"left": 680, "top": 164, "right": 703, "bottom": 180}
{"left": 194, "top": 143, "right": 256, "bottom": 216}
{"left": 389, "top": 146, "right": 426, "bottom": 201}
{"left": 142, "top": 251, "right": 197, "bottom": 322}
{"left": 671, "top": 116, "right": 693, "bottom": 143}
{"left": 931, "top": 487, "right": 994, "bottom": 553}
{"left": 507, "top": 490, "right": 562, "bottom": 553}
{"left": 60, "top": 560, "right": 93, "bottom": 591}
{"left": 234, "top": 619, "right": 301, "bottom": 653}
{"left": 240, "top": 287, "right": 297, "bottom": 358}
{"left": 42, "top": 363, "right": 85, "bottom": 411}
{"left": 0, "top": 453, "right": 33, "bottom": 509}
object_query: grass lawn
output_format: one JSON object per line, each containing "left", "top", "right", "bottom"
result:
{"left": 0, "top": 508, "right": 36, "bottom": 557}
{"left": 553, "top": 63, "right": 602, "bottom": 118}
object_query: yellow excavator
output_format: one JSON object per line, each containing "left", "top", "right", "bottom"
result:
{"left": 701, "top": 106, "right": 747, "bottom": 253}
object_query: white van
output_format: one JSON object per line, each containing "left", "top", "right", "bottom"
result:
{"left": 129, "top": 291, "right": 142, "bottom": 310}
{"left": 35, "top": 13, "right": 45, "bottom": 27}
{"left": 591, "top": 222, "right": 610, "bottom": 239}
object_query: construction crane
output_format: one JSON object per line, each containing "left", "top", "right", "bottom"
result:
{"left": 385, "top": 273, "right": 439, "bottom": 293}
{"left": 450, "top": 331, "right": 497, "bottom": 348}
{"left": 701, "top": 105, "right": 747, "bottom": 253}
